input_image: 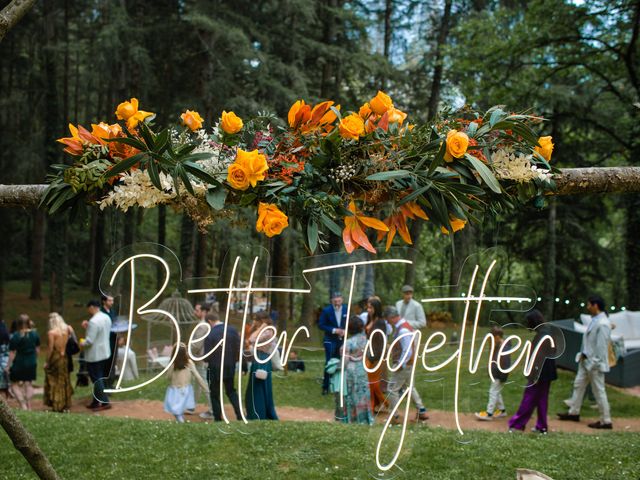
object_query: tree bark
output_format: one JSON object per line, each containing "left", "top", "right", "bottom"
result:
{"left": 0, "top": 0, "right": 37, "bottom": 43}
{"left": 271, "top": 234, "right": 291, "bottom": 332}
{"left": 180, "top": 214, "right": 196, "bottom": 280}
{"left": 0, "top": 396, "right": 60, "bottom": 480}
{"left": 542, "top": 198, "right": 557, "bottom": 320}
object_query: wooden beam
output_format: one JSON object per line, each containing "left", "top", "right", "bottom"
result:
{"left": 1, "top": 166, "right": 640, "bottom": 209}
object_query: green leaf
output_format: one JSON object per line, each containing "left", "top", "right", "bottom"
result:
{"left": 465, "top": 154, "right": 502, "bottom": 194}
{"left": 307, "top": 219, "right": 319, "bottom": 253}
{"left": 174, "top": 164, "right": 195, "bottom": 196}
{"left": 105, "top": 153, "right": 146, "bottom": 178}
{"left": 182, "top": 161, "right": 217, "bottom": 185}
{"left": 428, "top": 139, "right": 446, "bottom": 175}
{"left": 181, "top": 152, "right": 215, "bottom": 162}
{"left": 365, "top": 170, "right": 411, "bottom": 181}
{"left": 239, "top": 193, "right": 257, "bottom": 206}
{"left": 320, "top": 213, "right": 343, "bottom": 236}
{"left": 467, "top": 122, "right": 478, "bottom": 137}
{"left": 137, "top": 122, "right": 156, "bottom": 149}
{"left": 206, "top": 187, "right": 227, "bottom": 210}
{"left": 107, "top": 136, "right": 147, "bottom": 151}
{"left": 154, "top": 129, "right": 169, "bottom": 153}
{"left": 147, "top": 159, "right": 162, "bottom": 190}
{"left": 398, "top": 183, "right": 433, "bottom": 204}
{"left": 489, "top": 107, "right": 506, "bottom": 127}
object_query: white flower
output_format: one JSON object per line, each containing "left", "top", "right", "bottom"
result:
{"left": 491, "top": 148, "right": 552, "bottom": 183}
{"left": 98, "top": 169, "right": 176, "bottom": 211}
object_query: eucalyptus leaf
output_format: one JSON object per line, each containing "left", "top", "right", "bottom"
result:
{"left": 365, "top": 170, "right": 411, "bottom": 181}
{"left": 307, "top": 220, "right": 319, "bottom": 253}
{"left": 206, "top": 187, "right": 228, "bottom": 210}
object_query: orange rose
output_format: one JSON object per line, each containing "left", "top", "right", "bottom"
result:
{"left": 444, "top": 130, "right": 469, "bottom": 162}
{"left": 369, "top": 91, "right": 393, "bottom": 115}
{"left": 387, "top": 107, "right": 407, "bottom": 125}
{"left": 181, "top": 110, "right": 204, "bottom": 131}
{"left": 534, "top": 136, "right": 554, "bottom": 161}
{"left": 339, "top": 113, "right": 365, "bottom": 140}
{"left": 359, "top": 103, "right": 372, "bottom": 119}
{"left": 227, "top": 163, "right": 250, "bottom": 190}
{"left": 220, "top": 111, "right": 243, "bottom": 134}
{"left": 256, "top": 203, "right": 289, "bottom": 237}
{"left": 115, "top": 98, "right": 153, "bottom": 130}
{"left": 232, "top": 149, "right": 268, "bottom": 188}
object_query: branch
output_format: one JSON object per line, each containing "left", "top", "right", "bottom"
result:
{"left": 0, "top": 397, "right": 60, "bottom": 480}
{"left": 552, "top": 167, "right": 640, "bottom": 195}
{"left": 0, "top": 0, "right": 37, "bottom": 43}
{"left": 0, "top": 184, "right": 46, "bottom": 207}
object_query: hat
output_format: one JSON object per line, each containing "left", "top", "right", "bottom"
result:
{"left": 401, "top": 285, "right": 414, "bottom": 293}
{"left": 384, "top": 306, "right": 399, "bottom": 318}
{"left": 331, "top": 291, "right": 342, "bottom": 299}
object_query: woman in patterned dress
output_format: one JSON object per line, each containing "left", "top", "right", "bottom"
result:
{"left": 342, "top": 316, "right": 374, "bottom": 424}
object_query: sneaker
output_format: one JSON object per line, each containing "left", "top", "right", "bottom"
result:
{"left": 557, "top": 412, "right": 580, "bottom": 422}
{"left": 494, "top": 409, "right": 507, "bottom": 418}
{"left": 199, "top": 411, "right": 213, "bottom": 420}
{"left": 185, "top": 408, "right": 196, "bottom": 415}
{"left": 531, "top": 427, "right": 547, "bottom": 434}
{"left": 417, "top": 409, "right": 429, "bottom": 421}
{"left": 588, "top": 421, "right": 612, "bottom": 429}
{"left": 508, "top": 428, "right": 523, "bottom": 433}
{"left": 475, "top": 411, "right": 493, "bottom": 421}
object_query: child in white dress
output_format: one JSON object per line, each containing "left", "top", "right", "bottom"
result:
{"left": 163, "top": 343, "right": 209, "bottom": 423}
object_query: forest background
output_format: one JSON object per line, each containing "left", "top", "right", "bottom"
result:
{"left": 0, "top": 0, "right": 638, "bottom": 330}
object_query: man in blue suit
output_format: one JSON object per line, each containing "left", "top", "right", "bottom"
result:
{"left": 318, "top": 291, "right": 348, "bottom": 394}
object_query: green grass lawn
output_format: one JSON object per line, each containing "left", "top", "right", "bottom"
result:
{"left": 1, "top": 412, "right": 638, "bottom": 479}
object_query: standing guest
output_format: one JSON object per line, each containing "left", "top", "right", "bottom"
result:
{"left": 43, "top": 313, "right": 74, "bottom": 412}
{"left": 164, "top": 343, "right": 209, "bottom": 423}
{"left": 341, "top": 316, "right": 374, "bottom": 425}
{"left": 83, "top": 300, "right": 112, "bottom": 410}
{"left": 5, "top": 316, "right": 40, "bottom": 410}
{"left": 365, "top": 297, "right": 388, "bottom": 414}
{"left": 395, "top": 285, "right": 426, "bottom": 330}
{"left": 385, "top": 307, "right": 429, "bottom": 423}
{"left": 10, "top": 313, "right": 31, "bottom": 334}
{"left": 0, "top": 320, "right": 10, "bottom": 398}
{"left": 204, "top": 312, "right": 244, "bottom": 422}
{"left": 100, "top": 295, "right": 118, "bottom": 388}
{"left": 508, "top": 310, "right": 558, "bottom": 433}
{"left": 318, "top": 291, "right": 348, "bottom": 395}
{"left": 475, "top": 326, "right": 510, "bottom": 421}
{"left": 558, "top": 295, "right": 613, "bottom": 429}
{"left": 245, "top": 311, "right": 278, "bottom": 420}
{"left": 192, "top": 302, "right": 212, "bottom": 418}
{"left": 115, "top": 335, "right": 139, "bottom": 382}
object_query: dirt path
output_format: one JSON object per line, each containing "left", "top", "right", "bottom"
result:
{"left": 13, "top": 395, "right": 640, "bottom": 434}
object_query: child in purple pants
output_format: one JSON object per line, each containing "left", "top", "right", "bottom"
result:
{"left": 508, "top": 310, "right": 558, "bottom": 433}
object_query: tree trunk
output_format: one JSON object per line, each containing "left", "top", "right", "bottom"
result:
{"left": 29, "top": 209, "right": 45, "bottom": 300}
{"left": 542, "top": 198, "right": 557, "bottom": 320}
{"left": 379, "top": 0, "right": 393, "bottom": 90}
{"left": 626, "top": 193, "right": 640, "bottom": 310}
{"left": 0, "top": 396, "right": 60, "bottom": 479}
{"left": 448, "top": 224, "right": 475, "bottom": 323}
{"left": 123, "top": 209, "right": 135, "bottom": 246}
{"left": 47, "top": 217, "right": 67, "bottom": 314}
{"left": 271, "top": 234, "right": 291, "bottom": 332}
{"left": 180, "top": 214, "right": 196, "bottom": 280}
{"left": 195, "top": 231, "right": 208, "bottom": 290}
{"left": 157, "top": 204, "right": 166, "bottom": 291}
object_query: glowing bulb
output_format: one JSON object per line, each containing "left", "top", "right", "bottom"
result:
{"left": 555, "top": 297, "right": 560, "bottom": 302}
{"left": 565, "top": 299, "right": 570, "bottom": 305}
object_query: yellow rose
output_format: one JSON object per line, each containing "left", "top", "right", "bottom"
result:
{"left": 359, "top": 103, "right": 372, "bottom": 119}
{"left": 387, "top": 107, "right": 407, "bottom": 125}
{"left": 440, "top": 217, "right": 467, "bottom": 235}
{"left": 369, "top": 91, "right": 393, "bottom": 115}
{"left": 181, "top": 110, "right": 204, "bottom": 131}
{"left": 534, "top": 136, "right": 554, "bottom": 161}
{"left": 256, "top": 203, "right": 289, "bottom": 237}
{"left": 234, "top": 148, "right": 269, "bottom": 187}
{"left": 115, "top": 98, "right": 153, "bottom": 130}
{"left": 220, "top": 111, "right": 243, "bottom": 134}
{"left": 339, "top": 113, "right": 365, "bottom": 140}
{"left": 444, "top": 130, "right": 469, "bottom": 162}
{"left": 227, "top": 163, "right": 250, "bottom": 190}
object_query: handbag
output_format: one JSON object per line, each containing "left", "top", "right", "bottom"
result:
{"left": 254, "top": 368, "right": 268, "bottom": 380}
{"left": 66, "top": 330, "right": 80, "bottom": 356}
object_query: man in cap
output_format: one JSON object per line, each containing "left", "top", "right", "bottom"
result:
{"left": 318, "top": 291, "right": 348, "bottom": 395}
{"left": 385, "top": 306, "right": 429, "bottom": 422}
{"left": 395, "top": 285, "right": 426, "bottom": 330}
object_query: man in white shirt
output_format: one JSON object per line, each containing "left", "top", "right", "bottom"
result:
{"left": 395, "top": 285, "right": 426, "bottom": 330}
{"left": 83, "top": 300, "right": 112, "bottom": 410}
{"left": 385, "top": 307, "right": 429, "bottom": 423}
{"left": 558, "top": 295, "right": 613, "bottom": 429}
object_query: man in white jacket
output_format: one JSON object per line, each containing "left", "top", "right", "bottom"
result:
{"left": 395, "top": 285, "right": 426, "bottom": 330}
{"left": 83, "top": 300, "right": 112, "bottom": 410}
{"left": 558, "top": 295, "right": 612, "bottom": 429}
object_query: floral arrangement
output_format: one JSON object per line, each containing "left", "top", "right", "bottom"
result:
{"left": 43, "top": 92, "right": 555, "bottom": 253}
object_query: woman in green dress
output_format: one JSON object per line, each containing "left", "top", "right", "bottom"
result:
{"left": 5, "top": 316, "right": 40, "bottom": 410}
{"left": 245, "top": 311, "right": 278, "bottom": 420}
{"left": 342, "top": 316, "right": 374, "bottom": 424}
